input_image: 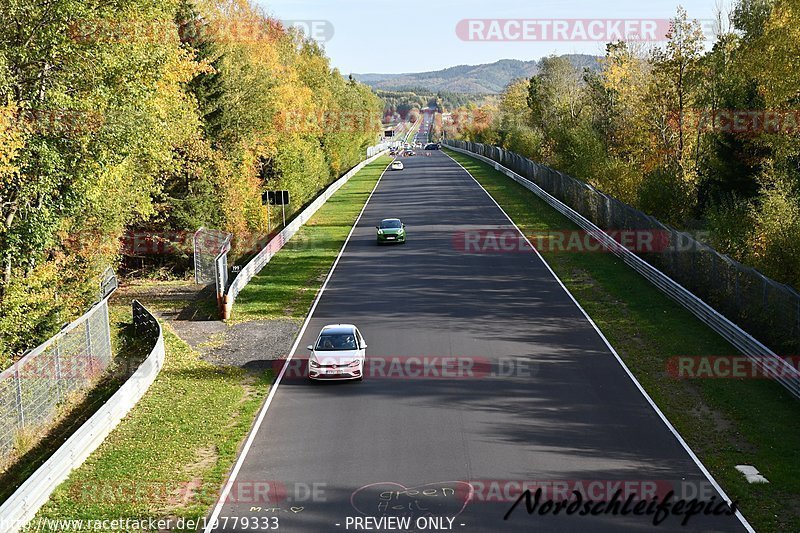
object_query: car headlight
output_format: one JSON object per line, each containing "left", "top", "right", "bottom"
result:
{"left": 348, "top": 359, "right": 361, "bottom": 367}
{"left": 309, "top": 359, "right": 319, "bottom": 368}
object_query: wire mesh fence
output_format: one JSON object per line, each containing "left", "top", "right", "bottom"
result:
{"left": 193, "top": 227, "right": 233, "bottom": 285}
{"left": 447, "top": 139, "right": 800, "bottom": 356}
{"left": 0, "top": 273, "right": 116, "bottom": 458}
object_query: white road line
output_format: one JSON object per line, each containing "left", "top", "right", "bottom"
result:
{"left": 203, "top": 159, "right": 392, "bottom": 533}
{"left": 441, "top": 149, "right": 755, "bottom": 533}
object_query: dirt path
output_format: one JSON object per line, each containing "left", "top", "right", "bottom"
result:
{"left": 114, "top": 280, "right": 300, "bottom": 370}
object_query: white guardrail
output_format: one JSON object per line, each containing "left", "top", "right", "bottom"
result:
{"left": 222, "top": 147, "right": 395, "bottom": 319}
{"left": 445, "top": 142, "right": 800, "bottom": 400}
{"left": 0, "top": 300, "right": 165, "bottom": 532}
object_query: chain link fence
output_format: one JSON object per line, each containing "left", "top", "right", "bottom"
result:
{"left": 0, "top": 299, "right": 165, "bottom": 533}
{"left": 193, "top": 227, "right": 233, "bottom": 285}
{"left": 0, "top": 272, "right": 117, "bottom": 458}
{"left": 446, "top": 140, "right": 800, "bottom": 356}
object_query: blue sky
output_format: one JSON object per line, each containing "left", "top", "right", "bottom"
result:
{"left": 257, "top": 0, "right": 732, "bottom": 74}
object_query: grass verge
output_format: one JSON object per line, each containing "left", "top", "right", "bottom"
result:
{"left": 0, "top": 304, "right": 148, "bottom": 501}
{"left": 233, "top": 156, "right": 390, "bottom": 322}
{"left": 445, "top": 148, "right": 800, "bottom": 532}
{"left": 20, "top": 156, "right": 389, "bottom": 531}
{"left": 26, "top": 324, "right": 270, "bottom": 532}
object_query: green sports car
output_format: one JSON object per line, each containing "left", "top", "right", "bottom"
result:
{"left": 376, "top": 218, "right": 406, "bottom": 244}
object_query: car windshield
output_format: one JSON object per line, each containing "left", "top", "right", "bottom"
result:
{"left": 315, "top": 333, "right": 357, "bottom": 351}
{"left": 380, "top": 220, "right": 401, "bottom": 229}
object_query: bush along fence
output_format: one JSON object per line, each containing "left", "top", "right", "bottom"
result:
{"left": 194, "top": 141, "right": 397, "bottom": 319}
{"left": 0, "top": 269, "right": 118, "bottom": 459}
{"left": 445, "top": 140, "right": 800, "bottom": 400}
{"left": 0, "top": 300, "right": 165, "bottom": 533}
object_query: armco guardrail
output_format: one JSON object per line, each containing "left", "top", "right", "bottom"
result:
{"left": 445, "top": 141, "right": 800, "bottom": 400}
{"left": 0, "top": 300, "right": 165, "bottom": 532}
{"left": 222, "top": 149, "right": 392, "bottom": 319}
{"left": 446, "top": 140, "right": 800, "bottom": 356}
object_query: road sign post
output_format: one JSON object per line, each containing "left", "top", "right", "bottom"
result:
{"left": 262, "top": 190, "right": 290, "bottom": 229}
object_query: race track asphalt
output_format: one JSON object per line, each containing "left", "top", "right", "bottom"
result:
{"left": 208, "top": 147, "right": 749, "bottom": 532}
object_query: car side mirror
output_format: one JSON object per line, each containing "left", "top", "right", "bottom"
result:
{"left": 362, "top": 344, "right": 368, "bottom": 349}
{"left": 306, "top": 345, "right": 314, "bottom": 351}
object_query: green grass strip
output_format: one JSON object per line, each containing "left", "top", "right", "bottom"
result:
{"left": 445, "top": 148, "right": 800, "bottom": 532}
{"left": 19, "top": 156, "right": 391, "bottom": 532}
{"left": 27, "top": 326, "right": 269, "bottom": 532}
{"left": 233, "top": 156, "right": 390, "bottom": 322}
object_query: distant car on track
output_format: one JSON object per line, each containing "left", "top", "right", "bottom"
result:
{"left": 376, "top": 218, "right": 406, "bottom": 244}
{"left": 391, "top": 160, "right": 404, "bottom": 170}
{"left": 424, "top": 144, "right": 439, "bottom": 150}
{"left": 307, "top": 324, "right": 367, "bottom": 381}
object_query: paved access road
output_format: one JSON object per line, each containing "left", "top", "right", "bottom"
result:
{"left": 207, "top": 143, "right": 750, "bottom": 532}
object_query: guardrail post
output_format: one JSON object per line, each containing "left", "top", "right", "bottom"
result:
{"left": 223, "top": 293, "right": 233, "bottom": 321}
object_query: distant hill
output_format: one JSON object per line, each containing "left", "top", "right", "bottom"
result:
{"left": 354, "top": 56, "right": 600, "bottom": 94}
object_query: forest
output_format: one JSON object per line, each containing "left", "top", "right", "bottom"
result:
{"left": 443, "top": 1, "right": 800, "bottom": 293}
{"left": 378, "top": 89, "right": 494, "bottom": 121}
{"left": 0, "top": 0, "right": 382, "bottom": 363}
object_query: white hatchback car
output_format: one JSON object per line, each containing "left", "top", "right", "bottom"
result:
{"left": 391, "top": 160, "right": 404, "bottom": 170}
{"left": 307, "top": 324, "right": 367, "bottom": 381}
